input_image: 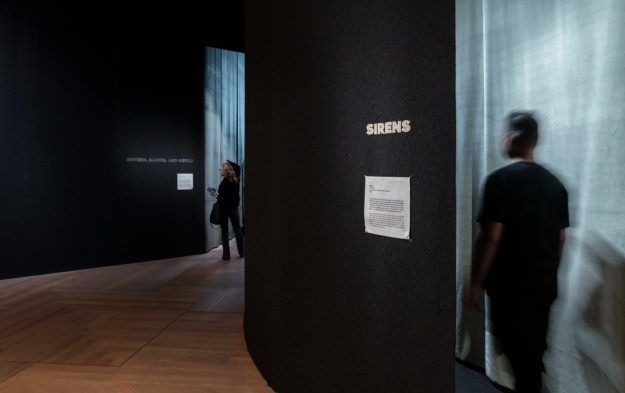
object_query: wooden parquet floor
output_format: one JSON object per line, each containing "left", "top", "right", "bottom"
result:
{"left": 0, "top": 242, "right": 273, "bottom": 392}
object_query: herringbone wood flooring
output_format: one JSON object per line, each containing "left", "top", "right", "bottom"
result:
{"left": 0, "top": 242, "right": 273, "bottom": 392}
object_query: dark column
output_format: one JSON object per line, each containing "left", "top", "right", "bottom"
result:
{"left": 245, "top": 1, "right": 456, "bottom": 392}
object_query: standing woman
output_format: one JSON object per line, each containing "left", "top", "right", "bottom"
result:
{"left": 217, "top": 161, "right": 244, "bottom": 260}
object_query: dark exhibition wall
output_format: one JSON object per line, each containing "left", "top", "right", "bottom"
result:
{"left": 245, "top": 1, "right": 455, "bottom": 392}
{"left": 0, "top": 1, "right": 243, "bottom": 279}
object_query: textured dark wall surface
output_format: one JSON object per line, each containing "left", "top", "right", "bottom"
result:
{"left": 245, "top": 1, "right": 455, "bottom": 392}
{"left": 0, "top": 0, "right": 243, "bottom": 278}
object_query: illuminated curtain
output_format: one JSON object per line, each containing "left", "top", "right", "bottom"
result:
{"left": 205, "top": 47, "right": 245, "bottom": 249}
{"left": 456, "top": 1, "right": 625, "bottom": 392}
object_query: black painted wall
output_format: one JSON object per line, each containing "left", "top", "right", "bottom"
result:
{"left": 245, "top": 1, "right": 455, "bottom": 392}
{"left": 0, "top": 1, "right": 243, "bottom": 279}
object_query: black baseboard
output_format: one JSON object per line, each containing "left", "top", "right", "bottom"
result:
{"left": 455, "top": 357, "right": 513, "bottom": 392}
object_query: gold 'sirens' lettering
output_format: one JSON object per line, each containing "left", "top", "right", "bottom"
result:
{"left": 366, "top": 120, "right": 411, "bottom": 135}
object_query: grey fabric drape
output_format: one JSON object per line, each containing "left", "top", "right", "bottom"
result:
{"left": 456, "top": 1, "right": 625, "bottom": 392}
{"left": 205, "top": 47, "right": 245, "bottom": 250}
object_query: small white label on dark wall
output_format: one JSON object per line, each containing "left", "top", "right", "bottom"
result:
{"left": 177, "top": 173, "right": 194, "bottom": 190}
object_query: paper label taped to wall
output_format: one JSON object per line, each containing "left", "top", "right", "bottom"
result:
{"left": 177, "top": 173, "right": 194, "bottom": 190}
{"left": 364, "top": 176, "right": 410, "bottom": 240}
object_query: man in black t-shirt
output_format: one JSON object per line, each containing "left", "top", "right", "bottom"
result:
{"left": 468, "top": 112, "right": 569, "bottom": 393}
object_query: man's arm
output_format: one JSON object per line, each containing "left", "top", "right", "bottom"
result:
{"left": 467, "top": 221, "right": 504, "bottom": 309}
{"left": 559, "top": 228, "right": 566, "bottom": 259}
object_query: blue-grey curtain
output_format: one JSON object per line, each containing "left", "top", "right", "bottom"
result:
{"left": 456, "top": 1, "right": 625, "bottom": 392}
{"left": 205, "top": 47, "right": 245, "bottom": 250}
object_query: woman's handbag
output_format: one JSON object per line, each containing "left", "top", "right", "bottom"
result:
{"left": 210, "top": 202, "right": 221, "bottom": 225}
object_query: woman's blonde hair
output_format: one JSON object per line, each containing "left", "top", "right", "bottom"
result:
{"left": 222, "top": 162, "right": 239, "bottom": 183}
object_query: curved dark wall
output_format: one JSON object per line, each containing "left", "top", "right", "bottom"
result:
{"left": 0, "top": 1, "right": 243, "bottom": 279}
{"left": 245, "top": 1, "right": 455, "bottom": 392}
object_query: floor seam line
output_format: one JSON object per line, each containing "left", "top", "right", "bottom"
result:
{"left": 117, "top": 307, "right": 188, "bottom": 367}
{"left": 0, "top": 363, "right": 34, "bottom": 384}
{"left": 102, "top": 251, "right": 229, "bottom": 367}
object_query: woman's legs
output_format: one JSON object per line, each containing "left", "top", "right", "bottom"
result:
{"left": 230, "top": 212, "right": 245, "bottom": 257}
{"left": 220, "top": 216, "right": 230, "bottom": 260}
